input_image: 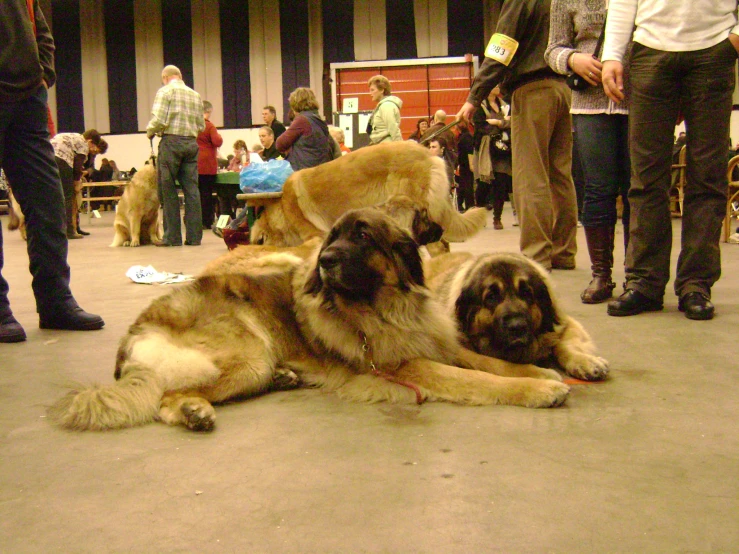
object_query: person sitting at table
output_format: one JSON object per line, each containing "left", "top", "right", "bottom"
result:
{"left": 219, "top": 139, "right": 247, "bottom": 220}
{"left": 258, "top": 126, "right": 281, "bottom": 161}
{"left": 275, "top": 87, "right": 340, "bottom": 171}
{"left": 226, "top": 139, "right": 247, "bottom": 172}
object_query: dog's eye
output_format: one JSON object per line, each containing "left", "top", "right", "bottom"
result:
{"left": 484, "top": 284, "right": 501, "bottom": 305}
{"left": 518, "top": 281, "right": 533, "bottom": 301}
{"left": 255, "top": 235, "right": 265, "bottom": 245}
{"left": 358, "top": 231, "right": 370, "bottom": 241}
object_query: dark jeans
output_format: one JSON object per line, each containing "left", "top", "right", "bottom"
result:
{"left": 0, "top": 85, "right": 76, "bottom": 316}
{"left": 573, "top": 113, "right": 630, "bottom": 231}
{"left": 157, "top": 135, "right": 201, "bottom": 245}
{"left": 198, "top": 173, "right": 217, "bottom": 228}
{"left": 627, "top": 40, "right": 735, "bottom": 300}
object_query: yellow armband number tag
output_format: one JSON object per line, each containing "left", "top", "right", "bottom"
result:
{"left": 485, "top": 33, "right": 519, "bottom": 66}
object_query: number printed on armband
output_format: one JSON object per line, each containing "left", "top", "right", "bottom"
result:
{"left": 484, "top": 33, "right": 519, "bottom": 66}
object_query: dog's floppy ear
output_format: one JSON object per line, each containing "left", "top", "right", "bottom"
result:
{"left": 392, "top": 236, "right": 425, "bottom": 290}
{"left": 303, "top": 258, "right": 323, "bottom": 295}
{"left": 531, "top": 274, "right": 559, "bottom": 332}
{"left": 455, "top": 281, "right": 482, "bottom": 333}
{"left": 412, "top": 208, "right": 444, "bottom": 245}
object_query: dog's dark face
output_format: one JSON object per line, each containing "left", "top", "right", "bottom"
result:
{"left": 454, "top": 256, "right": 558, "bottom": 364}
{"left": 304, "top": 208, "right": 425, "bottom": 303}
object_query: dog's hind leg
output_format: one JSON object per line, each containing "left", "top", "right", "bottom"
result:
{"left": 109, "top": 225, "right": 128, "bottom": 247}
{"left": 159, "top": 391, "right": 217, "bottom": 431}
{"left": 552, "top": 317, "right": 609, "bottom": 381}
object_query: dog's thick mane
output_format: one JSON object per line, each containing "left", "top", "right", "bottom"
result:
{"left": 293, "top": 242, "right": 459, "bottom": 373}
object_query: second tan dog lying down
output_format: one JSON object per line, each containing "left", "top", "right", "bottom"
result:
{"left": 249, "top": 141, "right": 488, "bottom": 247}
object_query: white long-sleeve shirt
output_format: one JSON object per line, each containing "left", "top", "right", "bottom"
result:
{"left": 602, "top": 0, "right": 739, "bottom": 62}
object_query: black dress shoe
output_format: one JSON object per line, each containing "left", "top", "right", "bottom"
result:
{"left": 154, "top": 241, "right": 181, "bottom": 247}
{"left": 0, "top": 314, "right": 26, "bottom": 343}
{"left": 678, "top": 292, "right": 714, "bottom": 320}
{"left": 607, "top": 289, "right": 663, "bottom": 317}
{"left": 39, "top": 307, "right": 105, "bottom": 331}
{"left": 184, "top": 241, "right": 201, "bottom": 246}
{"left": 76, "top": 228, "right": 90, "bottom": 236}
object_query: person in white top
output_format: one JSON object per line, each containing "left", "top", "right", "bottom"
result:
{"left": 600, "top": 0, "right": 739, "bottom": 321}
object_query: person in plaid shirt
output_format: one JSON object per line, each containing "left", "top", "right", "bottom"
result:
{"left": 146, "top": 65, "right": 205, "bottom": 246}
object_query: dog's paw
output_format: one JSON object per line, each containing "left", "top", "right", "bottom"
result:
{"left": 272, "top": 367, "right": 301, "bottom": 390}
{"left": 122, "top": 240, "right": 131, "bottom": 247}
{"left": 563, "top": 354, "right": 609, "bottom": 381}
{"left": 525, "top": 380, "right": 570, "bottom": 408}
{"left": 180, "top": 399, "right": 216, "bottom": 432}
{"left": 129, "top": 239, "right": 140, "bottom": 247}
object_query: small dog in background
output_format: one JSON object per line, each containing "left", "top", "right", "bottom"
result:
{"left": 7, "top": 189, "right": 27, "bottom": 241}
{"left": 110, "top": 160, "right": 161, "bottom": 247}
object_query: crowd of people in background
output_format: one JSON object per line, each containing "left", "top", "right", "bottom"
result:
{"left": 3, "top": 0, "right": 738, "bottom": 344}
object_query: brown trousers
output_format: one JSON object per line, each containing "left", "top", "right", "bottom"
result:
{"left": 626, "top": 41, "right": 735, "bottom": 300}
{"left": 511, "top": 79, "right": 578, "bottom": 269}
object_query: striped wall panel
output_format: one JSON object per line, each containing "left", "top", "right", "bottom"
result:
{"left": 49, "top": 0, "right": 494, "bottom": 133}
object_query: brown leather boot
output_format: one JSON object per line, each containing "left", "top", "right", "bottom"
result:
{"left": 581, "top": 225, "right": 616, "bottom": 304}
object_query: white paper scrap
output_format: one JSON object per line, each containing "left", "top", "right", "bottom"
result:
{"left": 125, "top": 265, "right": 194, "bottom": 285}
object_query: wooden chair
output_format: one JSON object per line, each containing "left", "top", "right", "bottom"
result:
{"left": 723, "top": 154, "right": 739, "bottom": 242}
{"left": 669, "top": 145, "right": 686, "bottom": 217}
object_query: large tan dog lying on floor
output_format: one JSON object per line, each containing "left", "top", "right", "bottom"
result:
{"left": 110, "top": 162, "right": 160, "bottom": 247}
{"left": 249, "top": 141, "right": 487, "bottom": 247}
{"left": 426, "top": 252, "right": 610, "bottom": 381}
{"left": 49, "top": 209, "right": 569, "bottom": 432}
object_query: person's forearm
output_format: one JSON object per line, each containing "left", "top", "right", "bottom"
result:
{"left": 601, "top": 0, "right": 638, "bottom": 62}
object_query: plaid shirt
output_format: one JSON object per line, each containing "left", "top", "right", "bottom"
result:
{"left": 146, "top": 78, "right": 205, "bottom": 138}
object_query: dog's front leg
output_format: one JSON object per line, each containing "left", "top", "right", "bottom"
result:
{"left": 396, "top": 359, "right": 569, "bottom": 408}
{"left": 454, "top": 347, "right": 563, "bottom": 381}
{"left": 129, "top": 212, "right": 143, "bottom": 247}
{"left": 552, "top": 317, "right": 609, "bottom": 381}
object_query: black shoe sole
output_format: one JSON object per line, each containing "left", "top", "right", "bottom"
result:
{"left": 607, "top": 304, "right": 662, "bottom": 316}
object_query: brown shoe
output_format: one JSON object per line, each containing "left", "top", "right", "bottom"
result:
{"left": 67, "top": 232, "right": 83, "bottom": 239}
{"left": 493, "top": 219, "right": 504, "bottom": 230}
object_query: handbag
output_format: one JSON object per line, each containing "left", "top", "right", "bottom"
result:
{"left": 566, "top": 13, "right": 607, "bottom": 92}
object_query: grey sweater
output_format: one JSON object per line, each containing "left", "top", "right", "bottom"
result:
{"left": 544, "top": 0, "right": 630, "bottom": 114}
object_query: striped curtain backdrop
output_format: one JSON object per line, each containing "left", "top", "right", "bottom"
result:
{"left": 48, "top": 0, "right": 487, "bottom": 134}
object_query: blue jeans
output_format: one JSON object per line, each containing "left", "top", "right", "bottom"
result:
{"left": 157, "top": 135, "right": 201, "bottom": 245}
{"left": 0, "top": 85, "right": 76, "bottom": 317}
{"left": 573, "top": 113, "right": 630, "bottom": 231}
{"left": 627, "top": 40, "right": 735, "bottom": 300}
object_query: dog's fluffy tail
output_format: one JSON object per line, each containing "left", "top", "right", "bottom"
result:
{"left": 442, "top": 207, "right": 488, "bottom": 242}
{"left": 47, "top": 365, "right": 163, "bottom": 431}
{"left": 425, "top": 157, "right": 487, "bottom": 242}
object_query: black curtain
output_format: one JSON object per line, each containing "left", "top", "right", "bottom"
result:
{"left": 104, "top": 0, "right": 138, "bottom": 134}
{"left": 322, "top": 0, "right": 354, "bottom": 64}
{"left": 161, "top": 0, "right": 194, "bottom": 87}
{"left": 220, "top": 0, "right": 252, "bottom": 128}
{"left": 448, "top": 0, "right": 485, "bottom": 57}
{"left": 386, "top": 0, "right": 417, "bottom": 60}
{"left": 280, "top": 0, "right": 311, "bottom": 119}
{"left": 52, "top": 0, "right": 84, "bottom": 132}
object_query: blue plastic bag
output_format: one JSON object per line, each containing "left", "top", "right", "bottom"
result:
{"left": 239, "top": 159, "right": 293, "bottom": 193}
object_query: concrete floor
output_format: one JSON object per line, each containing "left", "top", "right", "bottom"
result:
{"left": 0, "top": 208, "right": 737, "bottom": 553}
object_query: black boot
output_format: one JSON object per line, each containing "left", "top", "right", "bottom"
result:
{"left": 581, "top": 225, "right": 616, "bottom": 304}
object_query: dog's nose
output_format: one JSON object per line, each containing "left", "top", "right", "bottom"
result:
{"left": 319, "top": 248, "right": 341, "bottom": 270}
{"left": 503, "top": 314, "right": 529, "bottom": 339}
